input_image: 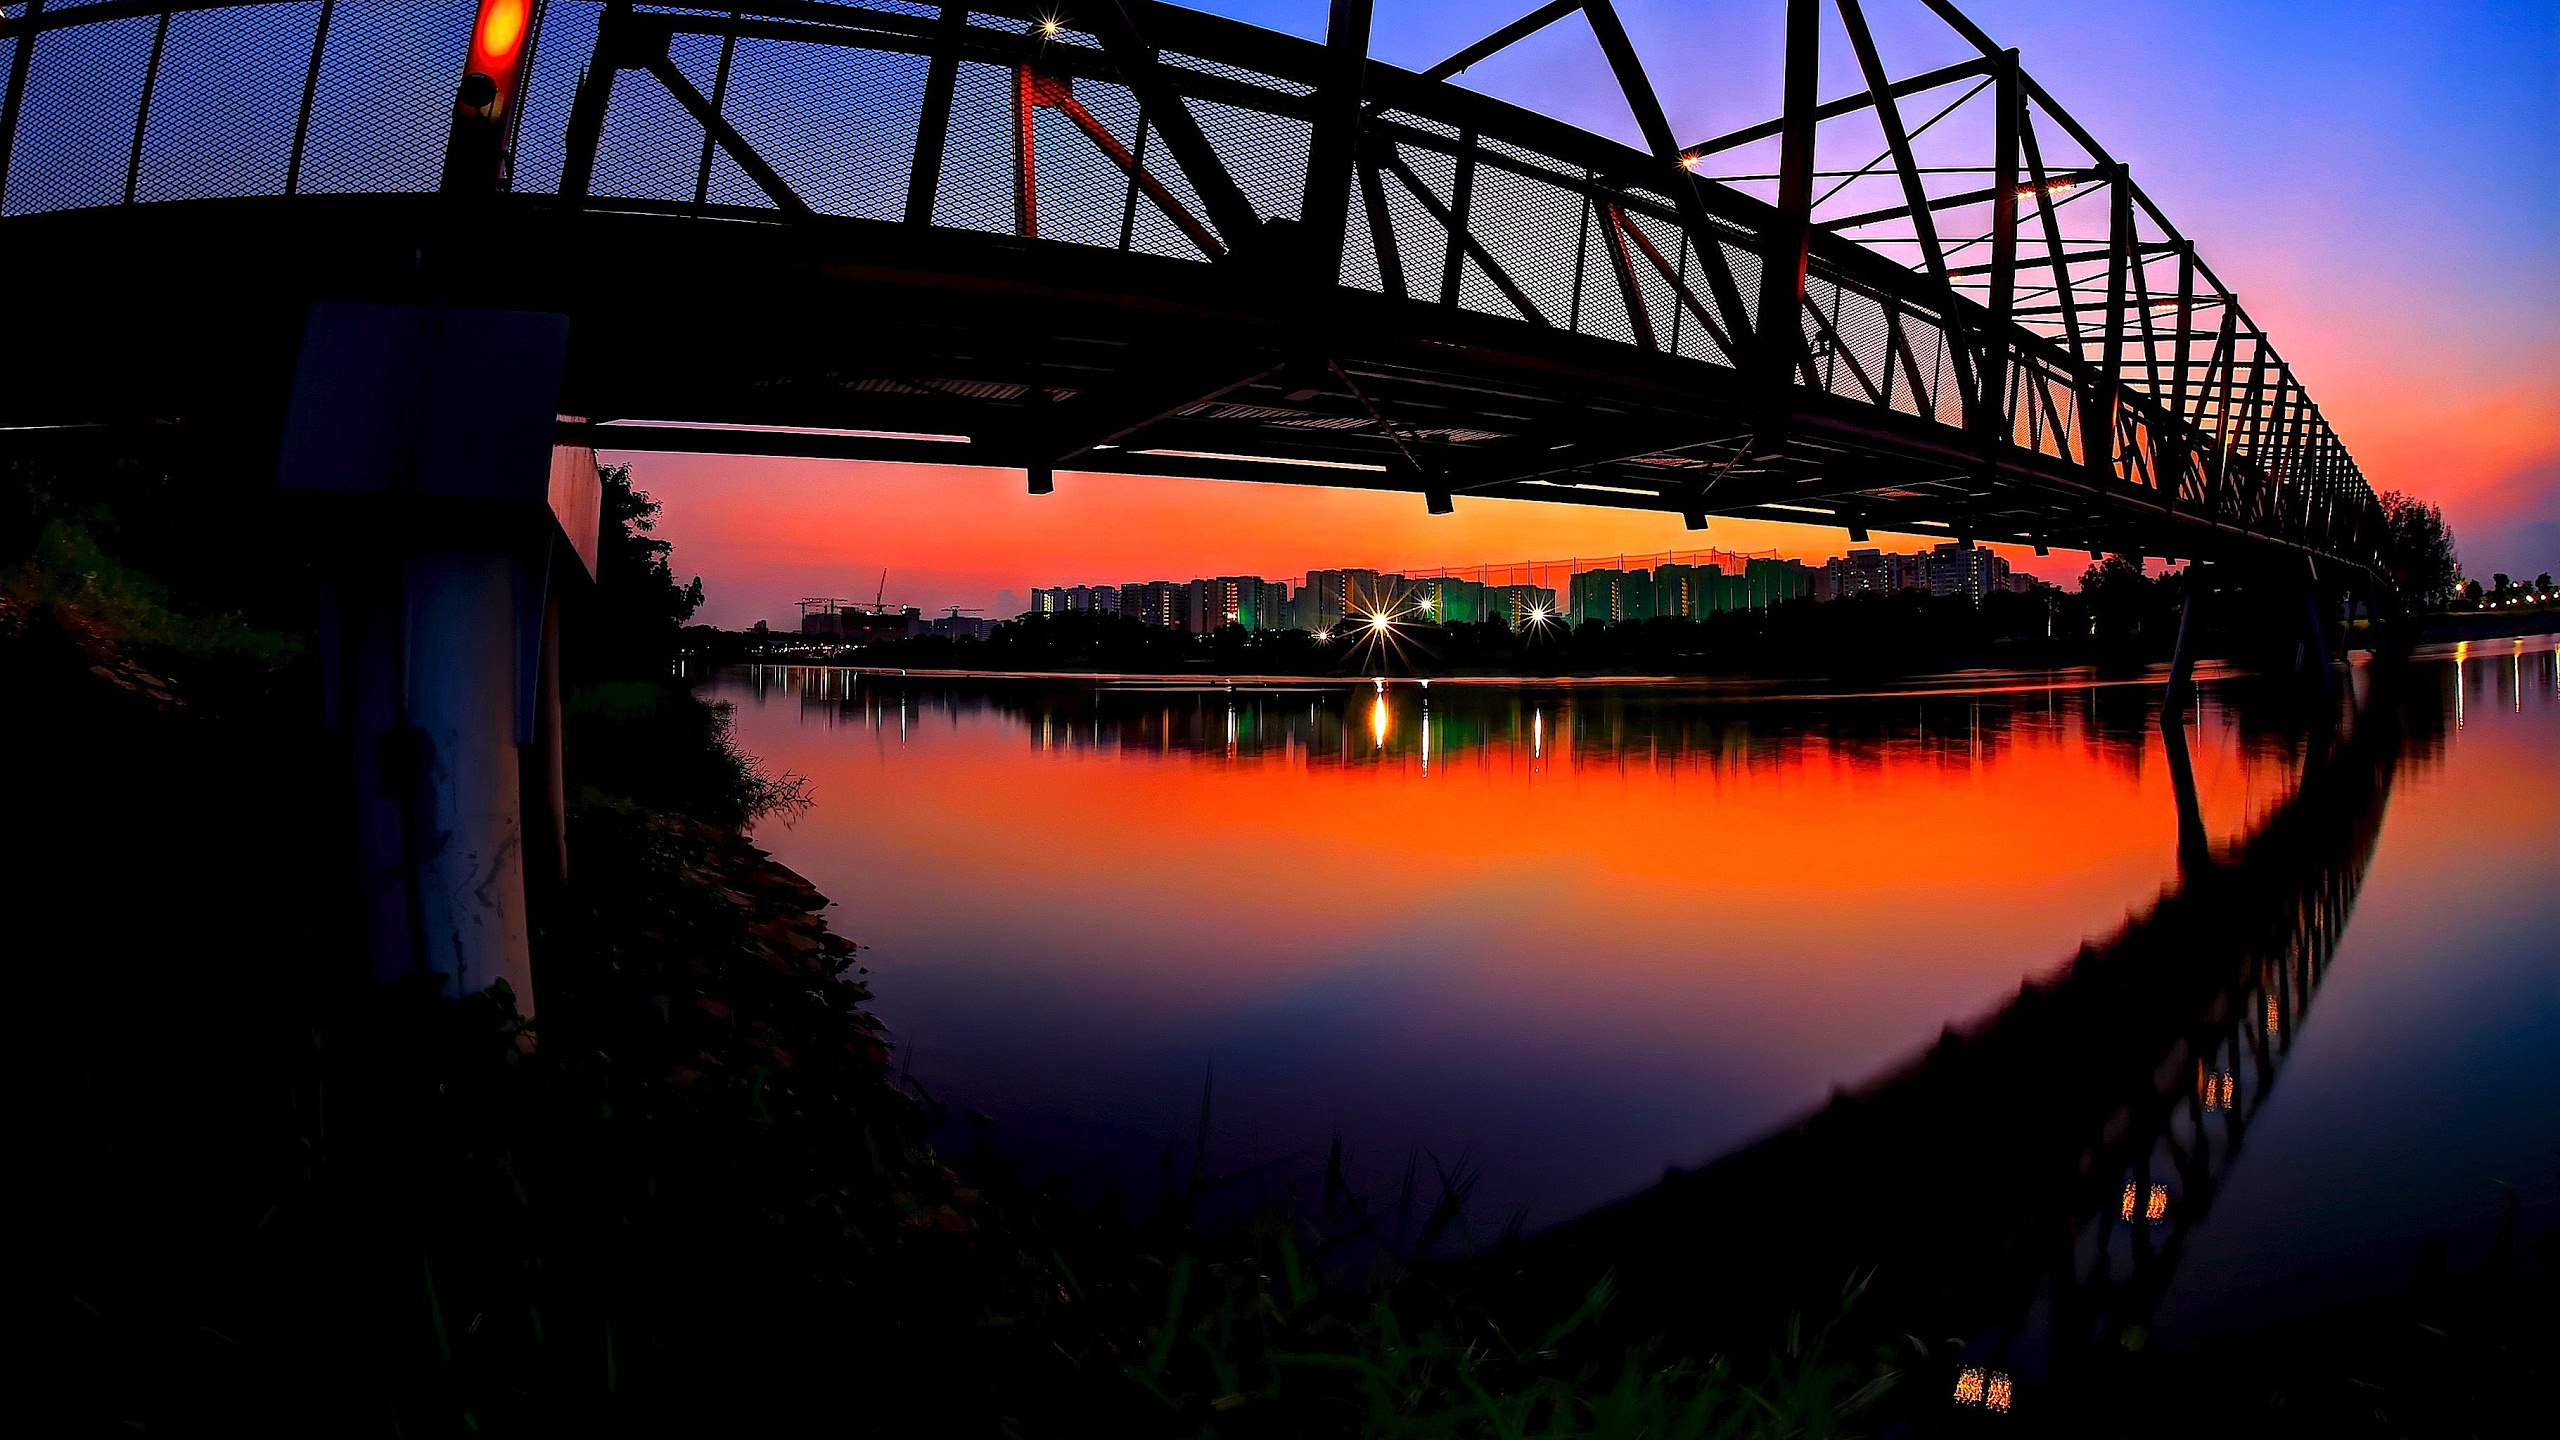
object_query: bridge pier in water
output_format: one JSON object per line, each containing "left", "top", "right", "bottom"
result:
{"left": 280, "top": 303, "right": 598, "bottom": 1014}
{"left": 2161, "top": 576, "right": 2211, "bottom": 863}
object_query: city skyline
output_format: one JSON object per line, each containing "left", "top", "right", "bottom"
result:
{"left": 833, "top": 538, "right": 2031, "bottom": 640}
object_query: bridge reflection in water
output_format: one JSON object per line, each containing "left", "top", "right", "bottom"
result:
{"left": 1497, "top": 666, "right": 2434, "bottom": 1418}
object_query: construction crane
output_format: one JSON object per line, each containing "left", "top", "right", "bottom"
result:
{"left": 796, "top": 597, "right": 851, "bottom": 616}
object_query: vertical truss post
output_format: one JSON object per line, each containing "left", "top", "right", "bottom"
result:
{"left": 2087, "top": 167, "right": 2130, "bottom": 483}
{"left": 2203, "top": 303, "right": 2239, "bottom": 517}
{"left": 2159, "top": 241, "right": 2196, "bottom": 508}
{"left": 2275, "top": 369, "right": 2309, "bottom": 527}
{"left": 2233, "top": 337, "right": 2270, "bottom": 528}
{"left": 1357, "top": 154, "right": 1404, "bottom": 297}
{"left": 560, "top": 3, "right": 633, "bottom": 202}
{"left": 692, "top": 20, "right": 739, "bottom": 208}
{"left": 0, "top": 0, "right": 45, "bottom": 213}
{"left": 125, "top": 8, "right": 174, "bottom": 206}
{"left": 1979, "top": 48, "right": 2020, "bottom": 449}
{"left": 285, "top": 0, "right": 336, "bottom": 197}
{"left": 1296, "top": 0, "right": 1372, "bottom": 291}
{"left": 1754, "top": 0, "right": 1820, "bottom": 404}
{"left": 1439, "top": 129, "right": 1478, "bottom": 307}
{"left": 2167, "top": 245, "right": 2196, "bottom": 435}
{"left": 2018, "top": 110, "right": 2080, "bottom": 353}
{"left": 905, "top": 4, "right": 967, "bottom": 226}
{"left": 1013, "top": 65, "right": 1037, "bottom": 237}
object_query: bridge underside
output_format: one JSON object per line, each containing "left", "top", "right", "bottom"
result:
{"left": 8, "top": 194, "right": 2344, "bottom": 573}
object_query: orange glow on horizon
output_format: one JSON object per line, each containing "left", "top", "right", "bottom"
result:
{"left": 620, "top": 453, "right": 2096, "bottom": 627}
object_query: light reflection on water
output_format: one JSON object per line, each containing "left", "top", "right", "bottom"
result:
{"left": 713, "top": 642, "right": 2557, "bottom": 1347}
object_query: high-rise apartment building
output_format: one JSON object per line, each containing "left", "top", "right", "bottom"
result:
{"left": 1923, "top": 542, "right": 2011, "bottom": 602}
{"left": 1118, "top": 580, "right": 1189, "bottom": 630}
{"left": 1029, "top": 584, "right": 1121, "bottom": 616}
{"left": 1570, "top": 566, "right": 1666, "bottom": 623}
{"left": 1484, "top": 584, "right": 1560, "bottom": 625}
{"left": 1183, "top": 576, "right": 1290, "bottom": 633}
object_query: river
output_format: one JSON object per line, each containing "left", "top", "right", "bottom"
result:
{"left": 705, "top": 638, "right": 2555, "bottom": 1359}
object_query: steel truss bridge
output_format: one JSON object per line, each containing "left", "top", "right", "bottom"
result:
{"left": 0, "top": 0, "right": 2386, "bottom": 580}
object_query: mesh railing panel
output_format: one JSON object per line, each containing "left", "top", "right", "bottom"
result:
{"left": 1026, "top": 94, "right": 1126, "bottom": 247}
{"left": 1570, "top": 207, "right": 1636, "bottom": 347}
{"left": 296, "top": 0, "right": 474, "bottom": 195}
{"left": 1190, "top": 95, "right": 1302, "bottom": 223}
{"left": 1675, "top": 237, "right": 1737, "bottom": 369}
{"left": 1034, "top": 78, "right": 1136, "bottom": 244}
{"left": 1334, "top": 176, "right": 1378, "bottom": 291}
{"left": 1468, "top": 162, "right": 1580, "bottom": 327}
{"left": 720, "top": 37, "right": 926, "bottom": 220}
{"left": 136, "top": 2, "right": 321, "bottom": 203}
{"left": 931, "top": 59, "right": 1011, "bottom": 234}
{"left": 1382, "top": 142, "right": 1452, "bottom": 300}
{"left": 588, "top": 30, "right": 719, "bottom": 204}
{"left": 1626, "top": 207, "right": 1686, "bottom": 352}
{"left": 1, "top": 14, "right": 155, "bottom": 216}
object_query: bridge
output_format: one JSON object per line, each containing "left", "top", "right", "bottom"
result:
{"left": 2, "top": 0, "right": 2385, "bottom": 575}
{"left": 0, "top": 0, "right": 2395, "bottom": 1005}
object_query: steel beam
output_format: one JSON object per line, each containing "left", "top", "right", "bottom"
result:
{"left": 2085, "top": 168, "right": 2129, "bottom": 482}
{"left": 1417, "top": 0, "right": 1585, "bottom": 85}
{"left": 1978, "top": 49, "right": 2020, "bottom": 445}
{"left": 1833, "top": 0, "right": 1949, "bottom": 289}
{"left": 1582, "top": 0, "right": 1756, "bottom": 350}
{"left": 1296, "top": 0, "right": 1373, "bottom": 289}
{"left": 1680, "top": 57, "right": 1990, "bottom": 160}
{"left": 1753, "top": 0, "right": 1820, "bottom": 404}
{"left": 903, "top": 4, "right": 967, "bottom": 225}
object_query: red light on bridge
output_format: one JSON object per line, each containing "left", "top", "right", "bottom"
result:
{"left": 464, "top": 0, "right": 535, "bottom": 121}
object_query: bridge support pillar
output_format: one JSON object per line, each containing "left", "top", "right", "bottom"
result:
{"left": 2298, "top": 578, "right": 2340, "bottom": 698}
{"left": 2161, "top": 576, "right": 2209, "bottom": 864}
{"left": 280, "top": 304, "right": 598, "bottom": 1014}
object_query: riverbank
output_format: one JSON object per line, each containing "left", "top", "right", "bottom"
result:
{"left": 2412, "top": 608, "right": 2560, "bottom": 645}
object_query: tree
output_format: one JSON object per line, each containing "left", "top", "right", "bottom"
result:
{"left": 2375, "top": 490, "right": 2461, "bottom": 609}
{"left": 573, "top": 463, "right": 705, "bottom": 683}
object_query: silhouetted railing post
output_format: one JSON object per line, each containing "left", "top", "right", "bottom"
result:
{"left": 284, "top": 0, "right": 335, "bottom": 197}
{"left": 0, "top": 0, "right": 45, "bottom": 213}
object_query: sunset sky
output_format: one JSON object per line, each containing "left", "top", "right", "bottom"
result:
{"left": 612, "top": 0, "right": 2559, "bottom": 628}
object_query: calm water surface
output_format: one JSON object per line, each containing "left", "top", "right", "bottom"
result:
{"left": 709, "top": 640, "right": 2556, "bottom": 1349}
